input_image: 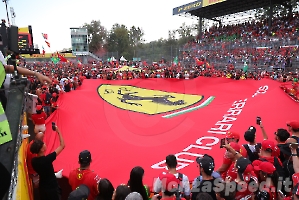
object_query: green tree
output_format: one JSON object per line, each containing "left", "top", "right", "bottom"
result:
{"left": 175, "top": 23, "right": 198, "bottom": 45}
{"left": 107, "top": 24, "right": 131, "bottom": 59}
{"left": 129, "top": 26, "right": 145, "bottom": 47}
{"left": 83, "top": 20, "right": 107, "bottom": 53}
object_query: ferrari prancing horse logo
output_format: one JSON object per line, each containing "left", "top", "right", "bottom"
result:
{"left": 98, "top": 84, "right": 214, "bottom": 116}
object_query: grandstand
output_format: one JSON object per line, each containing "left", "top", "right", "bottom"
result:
{"left": 174, "top": 0, "right": 299, "bottom": 71}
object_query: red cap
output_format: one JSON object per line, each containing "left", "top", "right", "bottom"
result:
{"left": 159, "top": 173, "right": 180, "bottom": 192}
{"left": 293, "top": 173, "right": 299, "bottom": 195}
{"left": 261, "top": 140, "right": 275, "bottom": 151}
{"left": 36, "top": 105, "right": 42, "bottom": 111}
{"left": 254, "top": 162, "right": 276, "bottom": 174}
{"left": 293, "top": 173, "right": 299, "bottom": 186}
{"left": 287, "top": 121, "right": 299, "bottom": 130}
{"left": 229, "top": 142, "right": 240, "bottom": 152}
{"left": 252, "top": 160, "right": 262, "bottom": 166}
{"left": 225, "top": 131, "right": 240, "bottom": 140}
{"left": 52, "top": 93, "right": 57, "bottom": 97}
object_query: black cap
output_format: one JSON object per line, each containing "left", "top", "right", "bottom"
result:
{"left": 196, "top": 154, "right": 214, "bottom": 173}
{"left": 68, "top": 184, "right": 89, "bottom": 200}
{"left": 79, "top": 150, "right": 91, "bottom": 164}
{"left": 244, "top": 126, "right": 256, "bottom": 142}
{"left": 236, "top": 157, "right": 252, "bottom": 181}
{"left": 248, "top": 126, "right": 256, "bottom": 134}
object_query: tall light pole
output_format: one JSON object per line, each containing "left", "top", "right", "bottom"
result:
{"left": 2, "top": 0, "right": 11, "bottom": 26}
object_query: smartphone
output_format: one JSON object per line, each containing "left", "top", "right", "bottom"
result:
{"left": 52, "top": 122, "right": 56, "bottom": 131}
{"left": 290, "top": 143, "right": 299, "bottom": 149}
{"left": 278, "top": 190, "right": 285, "bottom": 197}
{"left": 256, "top": 116, "right": 261, "bottom": 125}
{"left": 220, "top": 138, "right": 226, "bottom": 148}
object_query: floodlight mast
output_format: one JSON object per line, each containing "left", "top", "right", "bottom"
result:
{"left": 2, "top": 0, "right": 11, "bottom": 26}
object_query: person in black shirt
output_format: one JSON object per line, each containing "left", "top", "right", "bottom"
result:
{"left": 191, "top": 154, "right": 220, "bottom": 200}
{"left": 30, "top": 125, "right": 65, "bottom": 200}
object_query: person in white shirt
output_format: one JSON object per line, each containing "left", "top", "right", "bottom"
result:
{"left": 153, "top": 154, "right": 190, "bottom": 200}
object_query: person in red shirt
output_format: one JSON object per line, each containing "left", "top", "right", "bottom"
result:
{"left": 69, "top": 150, "right": 101, "bottom": 200}
{"left": 216, "top": 131, "right": 240, "bottom": 179}
{"left": 254, "top": 161, "right": 278, "bottom": 200}
{"left": 234, "top": 157, "right": 259, "bottom": 200}
{"left": 31, "top": 105, "right": 47, "bottom": 134}
{"left": 223, "top": 142, "right": 241, "bottom": 181}
{"left": 51, "top": 93, "right": 58, "bottom": 113}
{"left": 259, "top": 140, "right": 283, "bottom": 166}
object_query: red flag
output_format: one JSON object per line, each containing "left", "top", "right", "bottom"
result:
{"left": 43, "top": 78, "right": 299, "bottom": 187}
{"left": 42, "top": 33, "right": 48, "bottom": 40}
{"left": 57, "top": 53, "right": 68, "bottom": 62}
{"left": 195, "top": 58, "right": 205, "bottom": 66}
{"left": 45, "top": 41, "right": 51, "bottom": 48}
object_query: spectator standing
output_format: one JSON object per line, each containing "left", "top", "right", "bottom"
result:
{"left": 191, "top": 154, "right": 221, "bottom": 200}
{"left": 152, "top": 173, "right": 186, "bottom": 200}
{"left": 30, "top": 125, "right": 65, "bottom": 200}
{"left": 153, "top": 154, "right": 191, "bottom": 200}
{"left": 69, "top": 150, "right": 101, "bottom": 200}
{"left": 96, "top": 178, "right": 114, "bottom": 200}
{"left": 127, "top": 166, "right": 149, "bottom": 200}
{"left": 216, "top": 131, "right": 240, "bottom": 178}
{"left": 31, "top": 105, "right": 47, "bottom": 134}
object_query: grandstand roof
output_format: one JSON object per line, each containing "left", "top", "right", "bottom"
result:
{"left": 173, "top": 0, "right": 292, "bottom": 19}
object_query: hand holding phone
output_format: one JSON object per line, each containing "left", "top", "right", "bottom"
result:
{"left": 256, "top": 116, "right": 261, "bottom": 125}
{"left": 52, "top": 122, "right": 56, "bottom": 131}
{"left": 277, "top": 190, "right": 285, "bottom": 198}
{"left": 220, "top": 138, "right": 226, "bottom": 148}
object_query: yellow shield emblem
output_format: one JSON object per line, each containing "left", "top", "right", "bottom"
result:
{"left": 98, "top": 84, "right": 204, "bottom": 115}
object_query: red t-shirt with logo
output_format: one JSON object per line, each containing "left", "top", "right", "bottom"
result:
{"left": 225, "top": 161, "right": 237, "bottom": 181}
{"left": 31, "top": 112, "right": 47, "bottom": 125}
{"left": 235, "top": 176, "right": 258, "bottom": 200}
{"left": 69, "top": 168, "right": 100, "bottom": 200}
{"left": 221, "top": 156, "right": 232, "bottom": 179}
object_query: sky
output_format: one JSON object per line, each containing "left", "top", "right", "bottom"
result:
{"left": 0, "top": 0, "right": 198, "bottom": 52}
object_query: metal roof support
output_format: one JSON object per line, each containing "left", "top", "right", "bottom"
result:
{"left": 268, "top": 0, "right": 273, "bottom": 36}
{"left": 198, "top": 17, "right": 203, "bottom": 41}
{"left": 211, "top": 18, "right": 222, "bottom": 26}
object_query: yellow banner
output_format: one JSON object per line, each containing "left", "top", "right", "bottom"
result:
{"left": 16, "top": 113, "right": 33, "bottom": 200}
{"left": 202, "top": 0, "right": 226, "bottom": 7}
{"left": 22, "top": 53, "right": 76, "bottom": 58}
{"left": 18, "top": 27, "right": 29, "bottom": 33}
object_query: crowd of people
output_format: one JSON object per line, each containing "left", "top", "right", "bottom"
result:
{"left": 27, "top": 113, "right": 299, "bottom": 200}
{"left": 10, "top": 10, "right": 299, "bottom": 200}
{"left": 183, "top": 12, "right": 299, "bottom": 70}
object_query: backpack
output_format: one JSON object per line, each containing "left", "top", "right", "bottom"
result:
{"left": 243, "top": 143, "right": 261, "bottom": 162}
{"left": 176, "top": 173, "right": 183, "bottom": 200}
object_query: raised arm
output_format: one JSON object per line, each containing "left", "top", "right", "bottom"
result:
{"left": 259, "top": 121, "right": 268, "bottom": 140}
{"left": 4, "top": 64, "right": 51, "bottom": 84}
{"left": 54, "top": 126, "right": 65, "bottom": 156}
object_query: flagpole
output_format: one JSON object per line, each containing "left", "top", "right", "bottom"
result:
{"left": 2, "top": 0, "right": 11, "bottom": 26}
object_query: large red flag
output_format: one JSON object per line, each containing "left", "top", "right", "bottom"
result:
{"left": 44, "top": 78, "right": 299, "bottom": 186}
{"left": 57, "top": 53, "right": 68, "bottom": 62}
